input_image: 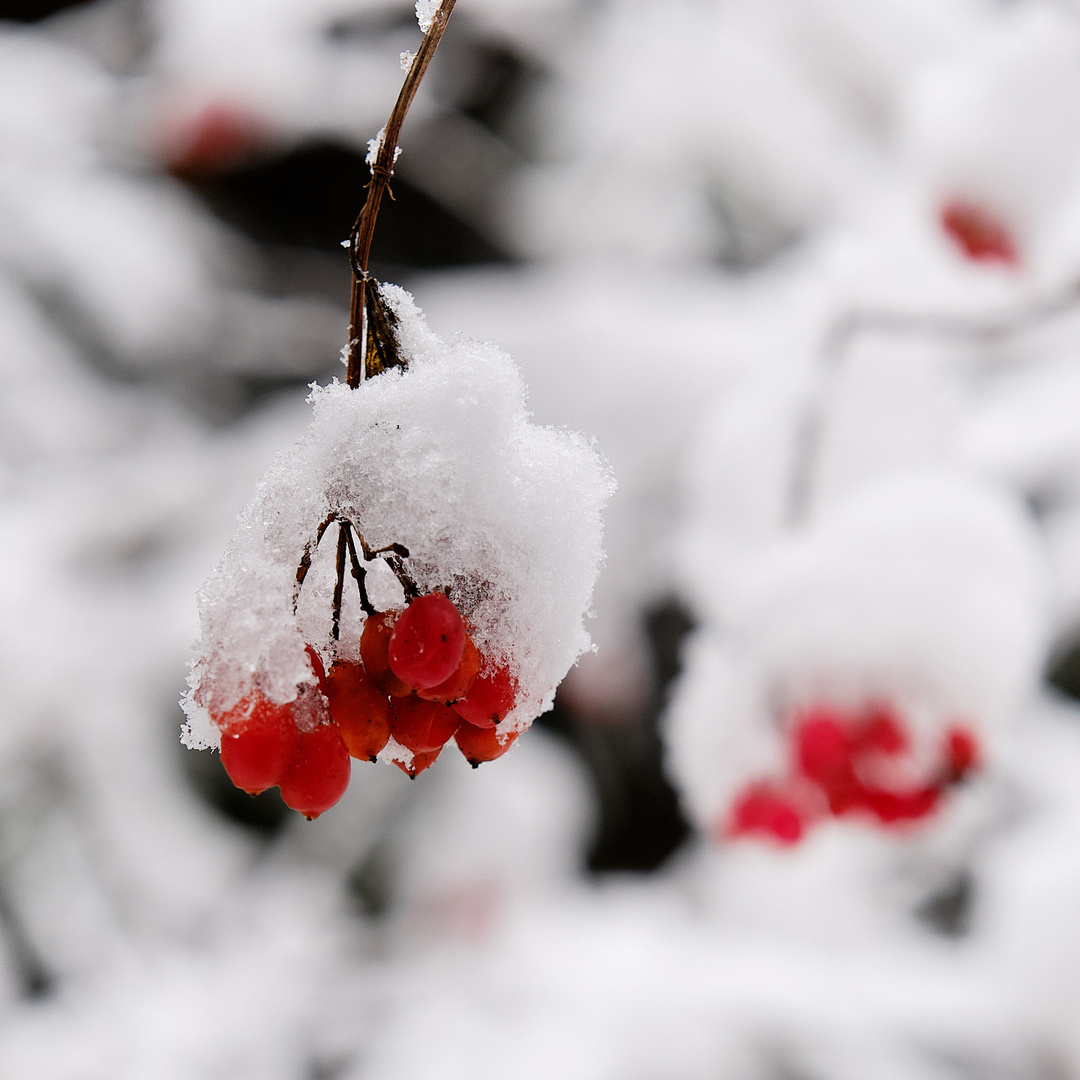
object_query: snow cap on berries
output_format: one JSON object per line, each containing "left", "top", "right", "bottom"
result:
{"left": 183, "top": 285, "right": 613, "bottom": 755}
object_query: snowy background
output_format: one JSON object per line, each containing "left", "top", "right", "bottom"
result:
{"left": 5, "top": 0, "right": 1080, "bottom": 1075}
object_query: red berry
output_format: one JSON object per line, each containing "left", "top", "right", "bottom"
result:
{"left": 279, "top": 722, "right": 351, "bottom": 819}
{"left": 944, "top": 725, "right": 981, "bottom": 783}
{"left": 452, "top": 663, "right": 517, "bottom": 729}
{"left": 388, "top": 593, "right": 466, "bottom": 690}
{"left": 726, "top": 783, "right": 806, "bottom": 846}
{"left": 219, "top": 694, "right": 299, "bottom": 795}
{"left": 453, "top": 720, "right": 518, "bottom": 767}
{"left": 165, "top": 102, "right": 267, "bottom": 178}
{"left": 941, "top": 200, "right": 1018, "bottom": 265}
{"left": 360, "top": 611, "right": 412, "bottom": 696}
{"left": 393, "top": 746, "right": 442, "bottom": 778}
{"left": 417, "top": 636, "right": 480, "bottom": 703}
{"left": 389, "top": 695, "right": 461, "bottom": 753}
{"left": 325, "top": 660, "right": 390, "bottom": 762}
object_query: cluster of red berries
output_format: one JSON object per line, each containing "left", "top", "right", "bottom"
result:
{"left": 725, "top": 702, "right": 981, "bottom": 847}
{"left": 940, "top": 199, "right": 1019, "bottom": 266}
{"left": 213, "top": 592, "right": 519, "bottom": 819}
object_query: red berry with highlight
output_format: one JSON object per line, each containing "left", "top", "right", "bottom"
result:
{"left": 389, "top": 695, "right": 461, "bottom": 753}
{"left": 219, "top": 694, "right": 299, "bottom": 795}
{"left": 452, "top": 663, "right": 517, "bottom": 729}
{"left": 278, "top": 722, "right": 351, "bottom": 819}
{"left": 325, "top": 660, "right": 390, "bottom": 762}
{"left": 360, "top": 611, "right": 412, "bottom": 696}
{"left": 418, "top": 636, "right": 480, "bottom": 703}
{"left": 454, "top": 720, "right": 518, "bottom": 767}
{"left": 388, "top": 592, "right": 466, "bottom": 690}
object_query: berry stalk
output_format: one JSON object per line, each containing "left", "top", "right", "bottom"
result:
{"left": 345, "top": 0, "right": 458, "bottom": 388}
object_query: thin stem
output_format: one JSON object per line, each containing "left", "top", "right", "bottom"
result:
{"left": 345, "top": 0, "right": 458, "bottom": 387}
{"left": 293, "top": 511, "right": 340, "bottom": 613}
{"left": 331, "top": 522, "right": 349, "bottom": 641}
{"left": 342, "top": 522, "right": 377, "bottom": 617}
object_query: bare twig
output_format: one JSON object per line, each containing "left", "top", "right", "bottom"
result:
{"left": 345, "top": 0, "right": 458, "bottom": 387}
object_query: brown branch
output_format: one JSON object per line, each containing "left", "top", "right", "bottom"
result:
{"left": 345, "top": 0, "right": 458, "bottom": 387}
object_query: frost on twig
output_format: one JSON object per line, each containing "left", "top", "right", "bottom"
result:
{"left": 415, "top": 0, "right": 439, "bottom": 33}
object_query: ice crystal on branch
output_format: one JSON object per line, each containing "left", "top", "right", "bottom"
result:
{"left": 415, "top": 0, "right": 439, "bottom": 34}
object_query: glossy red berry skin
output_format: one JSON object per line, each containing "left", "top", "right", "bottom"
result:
{"left": 389, "top": 696, "right": 461, "bottom": 754}
{"left": 218, "top": 695, "right": 299, "bottom": 795}
{"left": 941, "top": 201, "right": 1018, "bottom": 265}
{"left": 727, "top": 783, "right": 806, "bottom": 846}
{"left": 325, "top": 660, "right": 390, "bottom": 762}
{"left": 278, "top": 722, "right": 351, "bottom": 819}
{"left": 454, "top": 720, "right": 518, "bottom": 767}
{"left": 360, "top": 611, "right": 412, "bottom": 697}
{"left": 417, "top": 636, "right": 480, "bottom": 704}
{"left": 452, "top": 664, "right": 517, "bottom": 729}
{"left": 393, "top": 746, "right": 442, "bottom": 779}
{"left": 388, "top": 593, "right": 466, "bottom": 690}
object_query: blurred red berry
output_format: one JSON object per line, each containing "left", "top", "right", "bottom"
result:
{"left": 861, "top": 784, "right": 940, "bottom": 825}
{"left": 164, "top": 102, "right": 268, "bottom": 178}
{"left": 360, "top": 610, "right": 412, "bottom": 696}
{"left": 855, "top": 703, "right": 907, "bottom": 755}
{"left": 944, "top": 725, "right": 981, "bottom": 783}
{"left": 941, "top": 200, "right": 1018, "bottom": 265}
{"left": 727, "top": 783, "right": 806, "bottom": 846}
{"left": 452, "top": 663, "right": 517, "bottom": 728}
{"left": 793, "top": 711, "right": 862, "bottom": 813}
{"left": 325, "top": 660, "right": 391, "bottom": 762}
{"left": 388, "top": 592, "right": 466, "bottom": 690}
{"left": 278, "top": 722, "right": 351, "bottom": 819}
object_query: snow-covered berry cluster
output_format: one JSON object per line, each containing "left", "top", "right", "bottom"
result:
{"left": 183, "top": 284, "right": 613, "bottom": 816}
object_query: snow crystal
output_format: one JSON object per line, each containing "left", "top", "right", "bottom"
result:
{"left": 182, "top": 284, "right": 613, "bottom": 758}
{"left": 400, "top": 50, "right": 416, "bottom": 73}
{"left": 365, "top": 126, "right": 403, "bottom": 172}
{"left": 415, "top": 0, "right": 439, "bottom": 34}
